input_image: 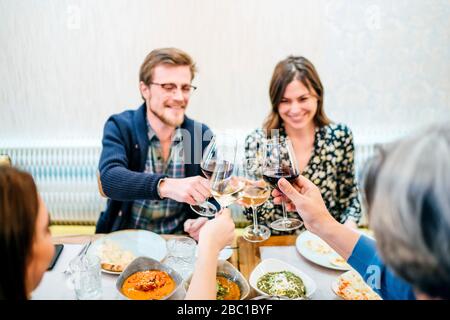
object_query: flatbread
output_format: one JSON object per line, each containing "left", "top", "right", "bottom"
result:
{"left": 98, "top": 240, "right": 135, "bottom": 272}
{"left": 101, "top": 262, "right": 126, "bottom": 273}
{"left": 303, "top": 239, "right": 332, "bottom": 255}
{"left": 332, "top": 270, "right": 382, "bottom": 300}
{"left": 329, "top": 256, "right": 351, "bottom": 269}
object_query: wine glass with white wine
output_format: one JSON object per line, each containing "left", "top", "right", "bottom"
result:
{"left": 190, "top": 134, "right": 238, "bottom": 216}
{"left": 209, "top": 137, "right": 243, "bottom": 211}
{"left": 241, "top": 158, "right": 271, "bottom": 242}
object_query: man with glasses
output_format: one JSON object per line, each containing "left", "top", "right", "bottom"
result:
{"left": 96, "top": 48, "right": 213, "bottom": 238}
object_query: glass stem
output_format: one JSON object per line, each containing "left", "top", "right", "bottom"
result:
{"left": 281, "top": 199, "right": 288, "bottom": 227}
{"left": 251, "top": 206, "right": 259, "bottom": 234}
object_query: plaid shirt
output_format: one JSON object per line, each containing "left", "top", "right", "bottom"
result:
{"left": 129, "top": 121, "right": 186, "bottom": 233}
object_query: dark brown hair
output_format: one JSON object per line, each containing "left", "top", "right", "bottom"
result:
{"left": 139, "top": 47, "right": 197, "bottom": 86}
{"left": 0, "top": 167, "right": 39, "bottom": 300}
{"left": 263, "top": 56, "right": 331, "bottom": 135}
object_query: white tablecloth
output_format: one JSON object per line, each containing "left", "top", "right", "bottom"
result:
{"left": 32, "top": 243, "right": 345, "bottom": 300}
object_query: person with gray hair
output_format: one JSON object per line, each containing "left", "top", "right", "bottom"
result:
{"left": 271, "top": 123, "right": 450, "bottom": 299}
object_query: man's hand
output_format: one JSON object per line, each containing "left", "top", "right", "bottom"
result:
{"left": 184, "top": 217, "right": 209, "bottom": 241}
{"left": 159, "top": 176, "right": 211, "bottom": 205}
{"left": 272, "top": 176, "right": 335, "bottom": 233}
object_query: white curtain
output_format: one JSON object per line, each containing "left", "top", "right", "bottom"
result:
{"left": 1, "top": 0, "right": 449, "bottom": 146}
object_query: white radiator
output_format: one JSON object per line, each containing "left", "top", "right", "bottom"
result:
{"left": 1, "top": 143, "right": 106, "bottom": 224}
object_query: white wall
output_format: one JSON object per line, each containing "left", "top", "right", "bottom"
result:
{"left": 1, "top": 0, "right": 449, "bottom": 146}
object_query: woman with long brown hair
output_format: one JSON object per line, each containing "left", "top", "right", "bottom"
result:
{"left": 0, "top": 166, "right": 55, "bottom": 299}
{"left": 245, "top": 56, "right": 361, "bottom": 234}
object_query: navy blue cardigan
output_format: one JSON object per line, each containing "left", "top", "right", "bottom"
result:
{"left": 96, "top": 103, "right": 212, "bottom": 233}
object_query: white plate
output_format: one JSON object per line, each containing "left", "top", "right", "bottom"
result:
{"left": 87, "top": 229, "right": 167, "bottom": 274}
{"left": 249, "top": 258, "right": 317, "bottom": 299}
{"left": 195, "top": 246, "right": 233, "bottom": 261}
{"left": 295, "top": 231, "right": 351, "bottom": 271}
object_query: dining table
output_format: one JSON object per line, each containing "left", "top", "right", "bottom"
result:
{"left": 31, "top": 232, "right": 345, "bottom": 300}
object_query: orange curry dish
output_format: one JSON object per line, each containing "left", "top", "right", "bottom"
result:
{"left": 121, "top": 270, "right": 176, "bottom": 300}
{"left": 216, "top": 275, "right": 241, "bottom": 300}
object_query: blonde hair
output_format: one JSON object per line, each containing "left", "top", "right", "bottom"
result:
{"left": 139, "top": 47, "right": 197, "bottom": 86}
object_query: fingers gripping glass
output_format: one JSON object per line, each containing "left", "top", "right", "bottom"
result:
{"left": 190, "top": 134, "right": 238, "bottom": 217}
{"left": 262, "top": 137, "right": 303, "bottom": 231}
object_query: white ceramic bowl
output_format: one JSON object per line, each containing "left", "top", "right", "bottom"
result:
{"left": 249, "top": 258, "right": 317, "bottom": 299}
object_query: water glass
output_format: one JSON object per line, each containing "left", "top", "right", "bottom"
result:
{"left": 163, "top": 237, "right": 197, "bottom": 280}
{"left": 69, "top": 254, "right": 102, "bottom": 300}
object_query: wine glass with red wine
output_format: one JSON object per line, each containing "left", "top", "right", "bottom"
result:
{"left": 262, "top": 136, "right": 303, "bottom": 231}
{"left": 190, "top": 134, "right": 237, "bottom": 217}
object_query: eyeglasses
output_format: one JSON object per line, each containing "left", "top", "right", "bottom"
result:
{"left": 149, "top": 82, "right": 197, "bottom": 95}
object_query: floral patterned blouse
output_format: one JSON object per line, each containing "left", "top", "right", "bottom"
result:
{"left": 244, "top": 123, "right": 362, "bottom": 234}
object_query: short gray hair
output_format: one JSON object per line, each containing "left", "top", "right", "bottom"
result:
{"left": 369, "top": 123, "right": 450, "bottom": 299}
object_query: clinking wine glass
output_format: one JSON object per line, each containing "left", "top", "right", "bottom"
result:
{"left": 241, "top": 158, "right": 271, "bottom": 242}
{"left": 262, "top": 137, "right": 303, "bottom": 231}
{"left": 210, "top": 158, "right": 244, "bottom": 211}
{"left": 190, "top": 134, "right": 238, "bottom": 217}
{"left": 190, "top": 135, "right": 220, "bottom": 217}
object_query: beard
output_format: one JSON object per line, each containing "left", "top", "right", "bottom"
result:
{"left": 148, "top": 104, "right": 185, "bottom": 127}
